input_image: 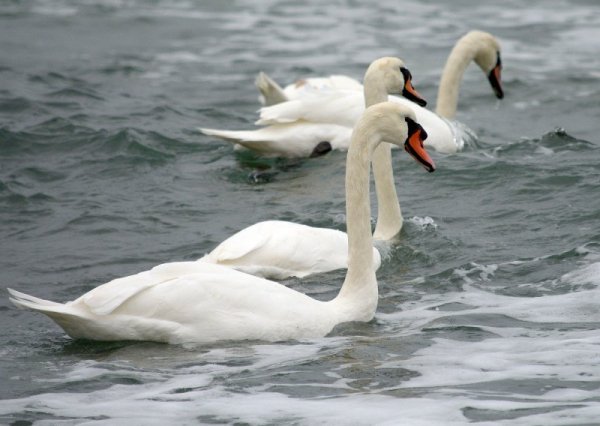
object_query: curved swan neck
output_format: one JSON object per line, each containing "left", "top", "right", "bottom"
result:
{"left": 372, "top": 142, "right": 403, "bottom": 240}
{"left": 364, "top": 74, "right": 389, "bottom": 107}
{"left": 335, "top": 123, "right": 379, "bottom": 315}
{"left": 364, "top": 63, "right": 403, "bottom": 241}
{"left": 436, "top": 38, "right": 475, "bottom": 118}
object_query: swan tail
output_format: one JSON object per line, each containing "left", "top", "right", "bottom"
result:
{"left": 255, "top": 101, "right": 302, "bottom": 126}
{"left": 8, "top": 288, "right": 62, "bottom": 308}
{"left": 8, "top": 288, "right": 180, "bottom": 342}
{"left": 199, "top": 125, "right": 314, "bottom": 157}
{"left": 8, "top": 288, "right": 86, "bottom": 329}
{"left": 198, "top": 127, "right": 260, "bottom": 144}
{"left": 255, "top": 72, "right": 289, "bottom": 106}
{"left": 198, "top": 127, "right": 284, "bottom": 155}
{"left": 198, "top": 127, "right": 271, "bottom": 151}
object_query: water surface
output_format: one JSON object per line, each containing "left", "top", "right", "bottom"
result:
{"left": 1, "top": 0, "right": 600, "bottom": 424}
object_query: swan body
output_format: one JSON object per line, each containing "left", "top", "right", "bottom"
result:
{"left": 255, "top": 30, "right": 504, "bottom": 154}
{"left": 199, "top": 57, "right": 426, "bottom": 158}
{"left": 199, "top": 59, "right": 433, "bottom": 280}
{"left": 7, "top": 263, "right": 340, "bottom": 343}
{"left": 8, "top": 102, "right": 434, "bottom": 345}
{"left": 199, "top": 220, "right": 381, "bottom": 279}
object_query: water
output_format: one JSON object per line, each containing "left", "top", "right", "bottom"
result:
{"left": 1, "top": 0, "right": 600, "bottom": 424}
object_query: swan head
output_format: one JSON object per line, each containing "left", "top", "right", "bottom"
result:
{"left": 365, "top": 57, "right": 427, "bottom": 107}
{"left": 364, "top": 102, "right": 436, "bottom": 173}
{"left": 464, "top": 31, "right": 504, "bottom": 99}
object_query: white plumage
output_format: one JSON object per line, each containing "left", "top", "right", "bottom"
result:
{"left": 200, "top": 220, "right": 381, "bottom": 279}
{"left": 199, "top": 57, "right": 429, "bottom": 279}
{"left": 8, "top": 102, "right": 434, "bottom": 345}
{"left": 199, "top": 56, "right": 426, "bottom": 158}
{"left": 253, "top": 30, "right": 504, "bottom": 155}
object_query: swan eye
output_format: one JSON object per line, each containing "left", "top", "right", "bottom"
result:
{"left": 495, "top": 52, "right": 502, "bottom": 68}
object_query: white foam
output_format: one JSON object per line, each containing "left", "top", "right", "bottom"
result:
{"left": 453, "top": 262, "right": 498, "bottom": 284}
{"left": 377, "top": 262, "right": 600, "bottom": 397}
{"left": 561, "top": 261, "right": 600, "bottom": 286}
{"left": 3, "top": 262, "right": 600, "bottom": 425}
{"left": 380, "top": 281, "right": 600, "bottom": 333}
{"left": 0, "top": 383, "right": 475, "bottom": 425}
{"left": 393, "top": 328, "right": 600, "bottom": 388}
{"left": 4, "top": 370, "right": 600, "bottom": 426}
{"left": 408, "top": 216, "right": 438, "bottom": 230}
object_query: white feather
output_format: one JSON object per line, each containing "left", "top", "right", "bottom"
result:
{"left": 8, "top": 102, "right": 427, "bottom": 345}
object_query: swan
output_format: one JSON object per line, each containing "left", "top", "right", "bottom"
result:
{"left": 198, "top": 60, "right": 433, "bottom": 279}
{"left": 255, "top": 30, "right": 504, "bottom": 154}
{"left": 8, "top": 102, "right": 435, "bottom": 345}
{"left": 199, "top": 115, "right": 433, "bottom": 279}
{"left": 198, "top": 57, "right": 427, "bottom": 158}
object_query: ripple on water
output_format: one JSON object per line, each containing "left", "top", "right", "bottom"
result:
{"left": 491, "top": 129, "right": 595, "bottom": 159}
{"left": 2, "top": 0, "right": 600, "bottom": 424}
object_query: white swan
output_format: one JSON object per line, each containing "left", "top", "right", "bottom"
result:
{"left": 199, "top": 57, "right": 427, "bottom": 158}
{"left": 199, "top": 115, "right": 433, "bottom": 279}
{"left": 8, "top": 102, "right": 434, "bottom": 345}
{"left": 255, "top": 30, "right": 504, "bottom": 154}
{"left": 198, "top": 60, "right": 434, "bottom": 279}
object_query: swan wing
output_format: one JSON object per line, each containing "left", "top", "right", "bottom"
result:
{"left": 78, "top": 261, "right": 235, "bottom": 315}
{"left": 89, "top": 267, "right": 334, "bottom": 343}
{"left": 199, "top": 123, "right": 353, "bottom": 157}
{"left": 282, "top": 75, "right": 363, "bottom": 99}
{"left": 388, "top": 95, "right": 459, "bottom": 154}
{"left": 256, "top": 91, "right": 364, "bottom": 127}
{"left": 201, "top": 221, "right": 353, "bottom": 278}
{"left": 202, "top": 222, "right": 281, "bottom": 265}
{"left": 10, "top": 263, "right": 336, "bottom": 343}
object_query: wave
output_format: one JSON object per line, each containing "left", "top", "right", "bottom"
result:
{"left": 0, "top": 120, "right": 184, "bottom": 161}
{"left": 2, "top": 270, "right": 600, "bottom": 426}
{"left": 490, "top": 129, "right": 595, "bottom": 158}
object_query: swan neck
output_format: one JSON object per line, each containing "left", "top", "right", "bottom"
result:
{"left": 364, "top": 70, "right": 402, "bottom": 241}
{"left": 372, "top": 143, "right": 402, "bottom": 240}
{"left": 436, "top": 42, "right": 474, "bottom": 118}
{"left": 335, "top": 124, "right": 378, "bottom": 316}
{"left": 363, "top": 74, "right": 389, "bottom": 107}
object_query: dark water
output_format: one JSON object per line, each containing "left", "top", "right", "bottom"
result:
{"left": 1, "top": 0, "right": 600, "bottom": 424}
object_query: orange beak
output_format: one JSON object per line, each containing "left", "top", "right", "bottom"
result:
{"left": 404, "top": 119, "right": 435, "bottom": 173}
